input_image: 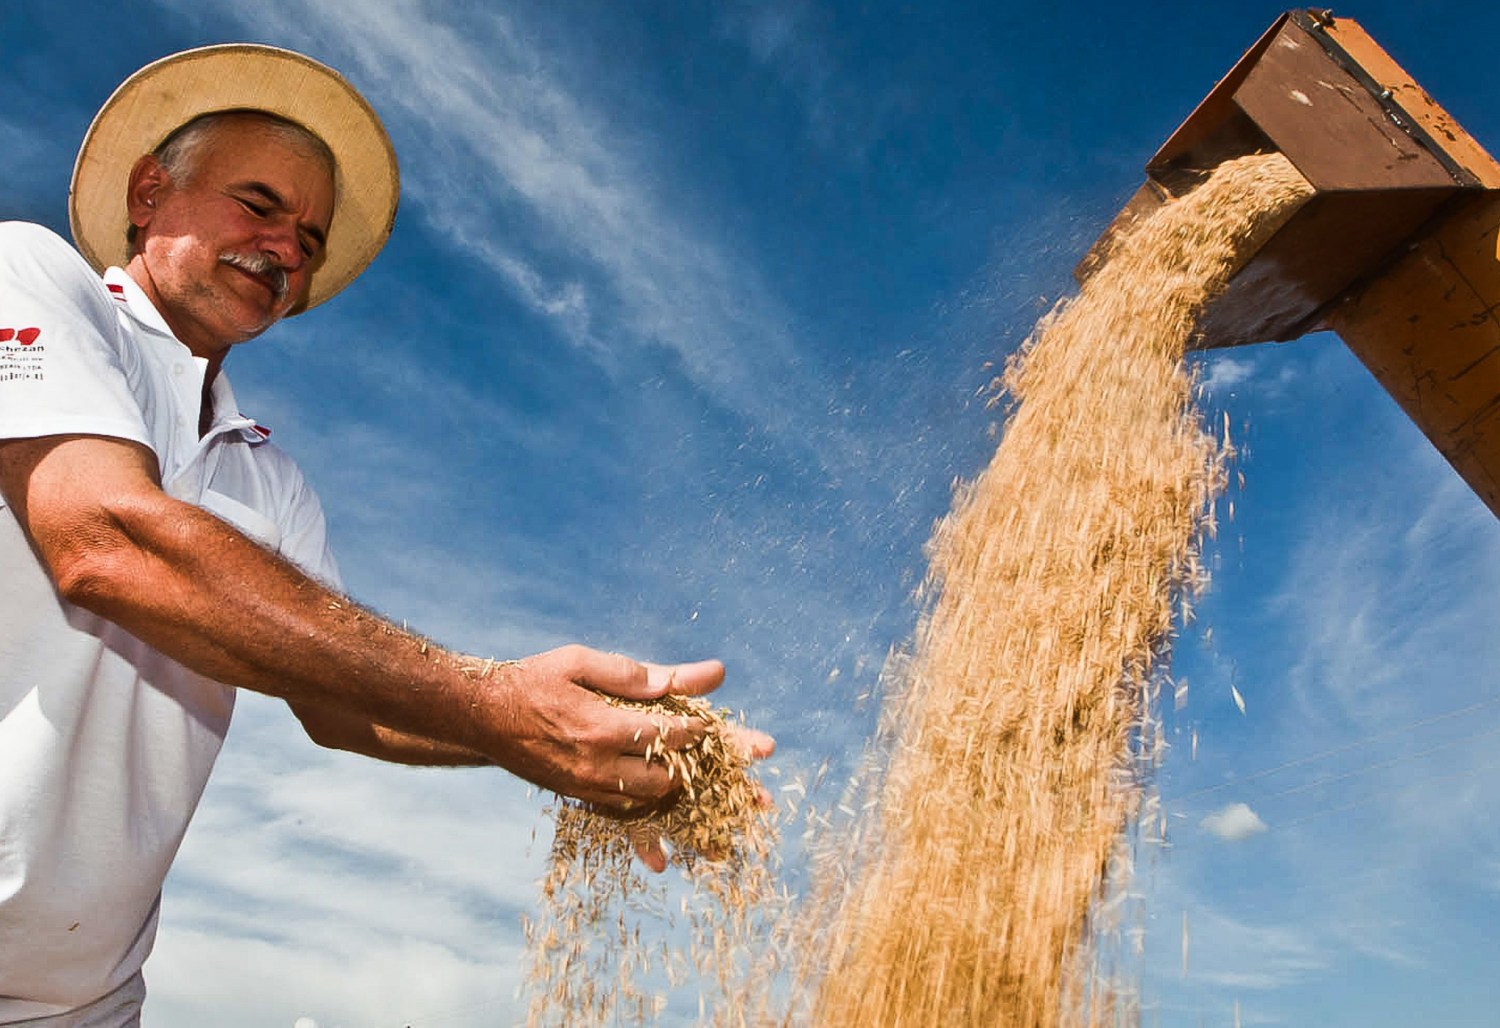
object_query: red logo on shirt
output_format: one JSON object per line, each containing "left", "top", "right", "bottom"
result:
{"left": 0, "top": 327, "right": 41, "bottom": 345}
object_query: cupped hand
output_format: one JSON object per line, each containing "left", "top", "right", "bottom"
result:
{"left": 485, "top": 644, "right": 774, "bottom": 864}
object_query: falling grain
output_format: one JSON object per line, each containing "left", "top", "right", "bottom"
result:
{"left": 524, "top": 695, "right": 782, "bottom": 1026}
{"left": 794, "top": 152, "right": 1312, "bottom": 1026}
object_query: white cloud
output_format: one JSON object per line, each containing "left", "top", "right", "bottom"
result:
{"left": 1195, "top": 351, "right": 1256, "bottom": 396}
{"left": 1191, "top": 334, "right": 1329, "bottom": 406}
{"left": 1200, "top": 802, "right": 1267, "bottom": 841}
{"left": 155, "top": 693, "right": 547, "bottom": 1026}
{"left": 149, "top": 925, "right": 521, "bottom": 1028}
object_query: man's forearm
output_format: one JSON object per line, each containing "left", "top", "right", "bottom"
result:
{"left": 2, "top": 432, "right": 747, "bottom": 811}
{"left": 73, "top": 490, "right": 509, "bottom": 757}
{"left": 289, "top": 698, "right": 495, "bottom": 766}
{"left": 365, "top": 724, "right": 494, "bottom": 766}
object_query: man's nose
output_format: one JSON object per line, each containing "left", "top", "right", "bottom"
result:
{"left": 259, "top": 219, "right": 305, "bottom": 271}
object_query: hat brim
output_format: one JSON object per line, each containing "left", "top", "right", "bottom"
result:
{"left": 69, "top": 43, "right": 399, "bottom": 313}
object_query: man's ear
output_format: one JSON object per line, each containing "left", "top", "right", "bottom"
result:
{"left": 125, "top": 155, "right": 170, "bottom": 235}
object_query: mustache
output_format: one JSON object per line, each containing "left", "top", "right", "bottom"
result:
{"left": 218, "top": 251, "right": 289, "bottom": 301}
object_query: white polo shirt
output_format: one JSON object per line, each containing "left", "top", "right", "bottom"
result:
{"left": 0, "top": 222, "right": 340, "bottom": 1021}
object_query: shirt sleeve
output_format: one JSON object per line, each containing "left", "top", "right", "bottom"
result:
{"left": 278, "top": 475, "right": 343, "bottom": 593}
{"left": 0, "top": 222, "right": 153, "bottom": 449}
{"left": 255, "top": 440, "right": 344, "bottom": 592}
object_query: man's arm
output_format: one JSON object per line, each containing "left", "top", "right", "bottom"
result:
{"left": 0, "top": 432, "right": 769, "bottom": 812}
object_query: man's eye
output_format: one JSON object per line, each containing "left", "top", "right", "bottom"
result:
{"left": 239, "top": 198, "right": 267, "bottom": 216}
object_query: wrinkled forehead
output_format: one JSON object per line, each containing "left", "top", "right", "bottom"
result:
{"left": 168, "top": 113, "right": 338, "bottom": 227}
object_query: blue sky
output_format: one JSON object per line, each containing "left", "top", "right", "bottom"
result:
{"left": 6, "top": 1, "right": 1500, "bottom": 1025}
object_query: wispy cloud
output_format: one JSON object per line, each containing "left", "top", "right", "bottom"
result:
{"left": 1177, "top": 901, "right": 1328, "bottom": 993}
{"left": 220, "top": 0, "right": 828, "bottom": 448}
{"left": 1273, "top": 445, "right": 1500, "bottom": 734}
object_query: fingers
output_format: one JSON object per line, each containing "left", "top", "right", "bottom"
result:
{"left": 553, "top": 645, "right": 653, "bottom": 700}
{"left": 643, "top": 659, "right": 725, "bottom": 697}
{"left": 618, "top": 708, "right": 705, "bottom": 760}
{"left": 725, "top": 724, "right": 776, "bottom": 760}
{"left": 629, "top": 824, "right": 668, "bottom": 873}
{"left": 552, "top": 644, "right": 726, "bottom": 702}
{"left": 582, "top": 718, "right": 771, "bottom": 815}
{"left": 571, "top": 754, "right": 681, "bottom": 813}
{"left": 546, "top": 645, "right": 732, "bottom": 758}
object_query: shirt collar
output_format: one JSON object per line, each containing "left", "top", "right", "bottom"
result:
{"left": 102, "top": 266, "right": 176, "bottom": 338}
{"left": 102, "top": 266, "right": 272, "bottom": 444}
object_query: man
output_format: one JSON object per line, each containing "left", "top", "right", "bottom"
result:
{"left": 0, "top": 44, "right": 771, "bottom": 1025}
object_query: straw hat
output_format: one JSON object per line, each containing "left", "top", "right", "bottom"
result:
{"left": 69, "top": 43, "right": 399, "bottom": 313}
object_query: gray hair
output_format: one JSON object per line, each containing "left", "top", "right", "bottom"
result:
{"left": 126, "top": 109, "right": 336, "bottom": 254}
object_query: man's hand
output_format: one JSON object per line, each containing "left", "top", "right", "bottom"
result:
{"left": 489, "top": 645, "right": 774, "bottom": 871}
